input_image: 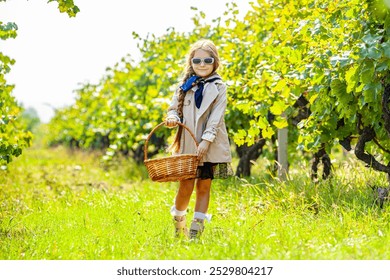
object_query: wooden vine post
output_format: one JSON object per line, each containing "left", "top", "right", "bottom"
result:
{"left": 277, "top": 113, "right": 288, "bottom": 180}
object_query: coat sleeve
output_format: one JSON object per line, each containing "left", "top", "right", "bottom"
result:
{"left": 201, "top": 82, "right": 227, "bottom": 142}
{"left": 166, "top": 87, "right": 181, "bottom": 122}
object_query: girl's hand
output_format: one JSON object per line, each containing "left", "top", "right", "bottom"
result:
{"left": 165, "top": 118, "right": 178, "bottom": 128}
{"left": 197, "top": 140, "right": 211, "bottom": 160}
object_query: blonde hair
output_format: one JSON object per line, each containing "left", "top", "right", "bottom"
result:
{"left": 169, "top": 39, "right": 220, "bottom": 153}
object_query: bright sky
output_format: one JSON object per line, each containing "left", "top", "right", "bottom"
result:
{"left": 0, "top": 0, "right": 251, "bottom": 123}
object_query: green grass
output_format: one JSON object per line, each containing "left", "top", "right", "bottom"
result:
{"left": 1, "top": 145, "right": 390, "bottom": 259}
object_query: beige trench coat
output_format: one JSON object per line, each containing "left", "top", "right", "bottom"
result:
{"left": 167, "top": 74, "right": 232, "bottom": 164}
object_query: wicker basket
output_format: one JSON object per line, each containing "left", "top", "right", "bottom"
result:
{"left": 144, "top": 122, "right": 199, "bottom": 182}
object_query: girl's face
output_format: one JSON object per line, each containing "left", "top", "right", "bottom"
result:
{"left": 191, "top": 49, "right": 215, "bottom": 78}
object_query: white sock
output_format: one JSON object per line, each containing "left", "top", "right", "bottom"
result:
{"left": 193, "top": 212, "right": 212, "bottom": 222}
{"left": 170, "top": 205, "right": 187, "bottom": 217}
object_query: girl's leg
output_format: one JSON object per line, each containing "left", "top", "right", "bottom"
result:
{"left": 175, "top": 178, "right": 195, "bottom": 211}
{"left": 190, "top": 179, "right": 212, "bottom": 239}
{"left": 194, "top": 178, "right": 212, "bottom": 213}
{"left": 171, "top": 179, "right": 195, "bottom": 237}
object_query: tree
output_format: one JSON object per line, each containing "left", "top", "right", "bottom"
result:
{"left": 226, "top": 0, "right": 390, "bottom": 178}
{"left": 21, "top": 107, "right": 41, "bottom": 132}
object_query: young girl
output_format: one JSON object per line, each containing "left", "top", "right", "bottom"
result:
{"left": 165, "top": 39, "right": 232, "bottom": 239}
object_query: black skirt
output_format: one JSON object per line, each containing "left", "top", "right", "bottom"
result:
{"left": 196, "top": 162, "right": 234, "bottom": 180}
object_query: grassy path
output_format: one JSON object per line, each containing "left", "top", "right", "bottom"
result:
{"left": 1, "top": 146, "right": 390, "bottom": 259}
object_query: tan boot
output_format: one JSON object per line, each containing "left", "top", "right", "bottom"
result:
{"left": 189, "top": 218, "right": 204, "bottom": 239}
{"left": 174, "top": 216, "right": 188, "bottom": 238}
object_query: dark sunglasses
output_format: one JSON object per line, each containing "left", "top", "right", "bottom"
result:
{"left": 191, "top": 57, "right": 214, "bottom": 65}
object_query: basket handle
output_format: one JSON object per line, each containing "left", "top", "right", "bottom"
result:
{"left": 144, "top": 121, "right": 199, "bottom": 161}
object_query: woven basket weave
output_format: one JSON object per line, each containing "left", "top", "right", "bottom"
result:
{"left": 144, "top": 122, "right": 199, "bottom": 182}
